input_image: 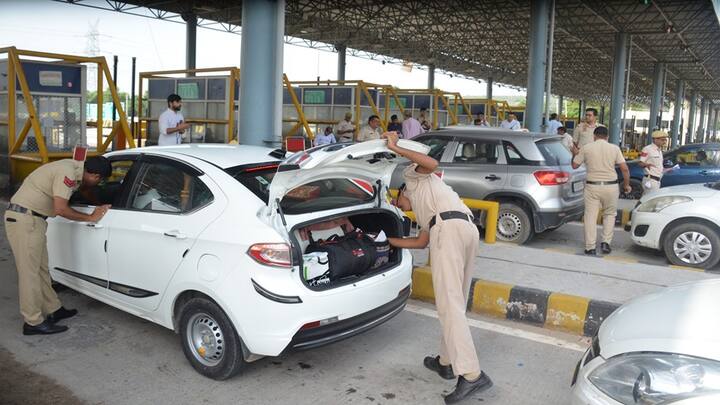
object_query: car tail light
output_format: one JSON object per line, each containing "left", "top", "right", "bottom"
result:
{"left": 247, "top": 243, "right": 292, "bottom": 268}
{"left": 300, "top": 316, "right": 339, "bottom": 330}
{"left": 533, "top": 170, "right": 570, "bottom": 185}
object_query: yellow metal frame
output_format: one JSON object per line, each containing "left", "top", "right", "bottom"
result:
{"left": 0, "top": 47, "right": 135, "bottom": 182}
{"left": 392, "top": 88, "right": 474, "bottom": 129}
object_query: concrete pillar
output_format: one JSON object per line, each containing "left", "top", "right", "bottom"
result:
{"left": 184, "top": 14, "right": 197, "bottom": 73}
{"left": 713, "top": 108, "right": 719, "bottom": 140}
{"left": 427, "top": 64, "right": 435, "bottom": 89}
{"left": 239, "top": 0, "right": 285, "bottom": 146}
{"left": 687, "top": 91, "right": 697, "bottom": 144}
{"left": 648, "top": 62, "right": 666, "bottom": 140}
{"left": 525, "top": 0, "right": 550, "bottom": 132}
{"left": 609, "top": 33, "right": 628, "bottom": 145}
{"left": 671, "top": 80, "right": 684, "bottom": 148}
{"left": 558, "top": 95, "right": 564, "bottom": 116}
{"left": 697, "top": 98, "right": 708, "bottom": 143}
{"left": 336, "top": 45, "right": 346, "bottom": 81}
{"left": 486, "top": 77, "right": 493, "bottom": 100}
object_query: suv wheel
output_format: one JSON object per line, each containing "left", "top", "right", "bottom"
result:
{"left": 496, "top": 202, "right": 533, "bottom": 244}
{"left": 662, "top": 222, "right": 720, "bottom": 269}
{"left": 179, "top": 298, "right": 245, "bottom": 380}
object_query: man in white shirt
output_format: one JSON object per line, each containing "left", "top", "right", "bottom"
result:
{"left": 474, "top": 113, "right": 490, "bottom": 127}
{"left": 157, "top": 94, "right": 190, "bottom": 146}
{"left": 336, "top": 111, "right": 356, "bottom": 142}
{"left": 500, "top": 114, "right": 521, "bottom": 131}
{"left": 558, "top": 126, "right": 574, "bottom": 151}
{"left": 357, "top": 115, "right": 382, "bottom": 142}
{"left": 546, "top": 113, "right": 562, "bottom": 135}
{"left": 314, "top": 126, "right": 337, "bottom": 146}
{"left": 401, "top": 109, "right": 425, "bottom": 139}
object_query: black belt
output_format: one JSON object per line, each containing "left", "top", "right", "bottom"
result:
{"left": 644, "top": 175, "right": 661, "bottom": 181}
{"left": 7, "top": 203, "right": 48, "bottom": 220}
{"left": 586, "top": 180, "right": 618, "bottom": 185}
{"left": 428, "top": 211, "right": 472, "bottom": 230}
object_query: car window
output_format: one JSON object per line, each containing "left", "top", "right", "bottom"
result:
{"left": 535, "top": 139, "right": 572, "bottom": 166}
{"left": 452, "top": 140, "right": 499, "bottom": 165}
{"left": 414, "top": 137, "right": 450, "bottom": 160}
{"left": 70, "top": 159, "right": 135, "bottom": 206}
{"left": 129, "top": 162, "right": 213, "bottom": 213}
{"left": 675, "top": 149, "right": 720, "bottom": 166}
{"left": 503, "top": 141, "right": 540, "bottom": 166}
{"left": 280, "top": 178, "right": 374, "bottom": 215}
{"left": 225, "top": 163, "right": 278, "bottom": 204}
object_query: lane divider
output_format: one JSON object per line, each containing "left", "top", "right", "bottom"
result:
{"left": 411, "top": 266, "right": 620, "bottom": 337}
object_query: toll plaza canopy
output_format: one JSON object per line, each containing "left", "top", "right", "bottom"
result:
{"left": 58, "top": 0, "right": 720, "bottom": 106}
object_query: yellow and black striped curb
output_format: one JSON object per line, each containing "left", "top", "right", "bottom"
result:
{"left": 411, "top": 267, "right": 620, "bottom": 337}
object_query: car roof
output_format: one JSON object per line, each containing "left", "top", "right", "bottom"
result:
{"left": 106, "top": 144, "right": 283, "bottom": 169}
{"left": 423, "top": 127, "right": 561, "bottom": 142}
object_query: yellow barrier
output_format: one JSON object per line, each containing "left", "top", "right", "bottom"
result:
{"left": 390, "top": 190, "right": 498, "bottom": 244}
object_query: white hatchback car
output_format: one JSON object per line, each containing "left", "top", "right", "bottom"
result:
{"left": 47, "top": 140, "right": 427, "bottom": 380}
{"left": 571, "top": 279, "right": 720, "bottom": 404}
{"left": 629, "top": 182, "right": 720, "bottom": 269}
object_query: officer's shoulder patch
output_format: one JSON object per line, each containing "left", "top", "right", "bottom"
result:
{"left": 63, "top": 176, "right": 76, "bottom": 188}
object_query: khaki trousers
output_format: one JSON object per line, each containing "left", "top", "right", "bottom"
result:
{"left": 428, "top": 219, "right": 480, "bottom": 376}
{"left": 4, "top": 211, "right": 61, "bottom": 326}
{"left": 583, "top": 184, "right": 619, "bottom": 250}
{"left": 642, "top": 177, "right": 661, "bottom": 195}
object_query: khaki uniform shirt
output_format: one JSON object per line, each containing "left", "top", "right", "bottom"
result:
{"left": 573, "top": 139, "right": 625, "bottom": 182}
{"left": 639, "top": 144, "right": 663, "bottom": 178}
{"left": 11, "top": 159, "right": 84, "bottom": 217}
{"left": 573, "top": 122, "right": 604, "bottom": 148}
{"left": 336, "top": 120, "right": 355, "bottom": 142}
{"left": 402, "top": 164, "right": 471, "bottom": 230}
{"left": 357, "top": 126, "right": 381, "bottom": 142}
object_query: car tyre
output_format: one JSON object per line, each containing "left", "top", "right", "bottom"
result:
{"left": 662, "top": 222, "right": 720, "bottom": 269}
{"left": 179, "top": 297, "right": 245, "bottom": 380}
{"left": 620, "top": 178, "right": 643, "bottom": 200}
{"left": 496, "top": 202, "right": 533, "bottom": 244}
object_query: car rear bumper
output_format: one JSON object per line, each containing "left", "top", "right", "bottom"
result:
{"left": 534, "top": 202, "right": 585, "bottom": 232}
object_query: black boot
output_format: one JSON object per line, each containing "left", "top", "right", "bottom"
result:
{"left": 23, "top": 320, "right": 69, "bottom": 335}
{"left": 584, "top": 248, "right": 597, "bottom": 256}
{"left": 601, "top": 242, "right": 612, "bottom": 254}
{"left": 46, "top": 307, "right": 78, "bottom": 324}
{"left": 444, "top": 372, "right": 493, "bottom": 404}
{"left": 423, "top": 355, "right": 455, "bottom": 380}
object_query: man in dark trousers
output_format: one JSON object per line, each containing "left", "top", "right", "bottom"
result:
{"left": 5, "top": 156, "right": 112, "bottom": 335}
{"left": 383, "top": 131, "right": 492, "bottom": 404}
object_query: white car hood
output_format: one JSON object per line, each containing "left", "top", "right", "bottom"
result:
{"left": 640, "top": 183, "right": 718, "bottom": 202}
{"left": 599, "top": 279, "right": 720, "bottom": 361}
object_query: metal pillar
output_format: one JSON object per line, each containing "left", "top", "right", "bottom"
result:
{"left": 184, "top": 13, "right": 197, "bottom": 73}
{"left": 525, "top": 0, "right": 550, "bottom": 132}
{"left": 707, "top": 103, "right": 714, "bottom": 142}
{"left": 239, "top": 0, "right": 285, "bottom": 146}
{"left": 578, "top": 100, "right": 585, "bottom": 121}
{"left": 687, "top": 91, "right": 697, "bottom": 143}
{"left": 428, "top": 64, "right": 435, "bottom": 89}
{"left": 600, "top": 105, "right": 606, "bottom": 125}
{"left": 622, "top": 36, "right": 633, "bottom": 143}
{"left": 609, "top": 32, "right": 628, "bottom": 145}
{"left": 543, "top": 0, "right": 556, "bottom": 131}
{"left": 558, "top": 95, "right": 564, "bottom": 116}
{"left": 336, "top": 45, "right": 346, "bottom": 81}
{"left": 648, "top": 62, "right": 665, "bottom": 140}
{"left": 697, "top": 98, "right": 708, "bottom": 143}
{"left": 713, "top": 108, "right": 719, "bottom": 140}
{"left": 671, "top": 80, "right": 684, "bottom": 148}
{"left": 486, "top": 77, "right": 493, "bottom": 100}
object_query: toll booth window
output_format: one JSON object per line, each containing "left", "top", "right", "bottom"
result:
{"left": 130, "top": 163, "right": 213, "bottom": 214}
{"left": 70, "top": 160, "right": 135, "bottom": 206}
{"left": 453, "top": 140, "right": 499, "bottom": 164}
{"left": 414, "top": 136, "right": 450, "bottom": 160}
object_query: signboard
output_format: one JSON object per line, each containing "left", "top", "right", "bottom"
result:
{"left": 390, "top": 97, "right": 407, "bottom": 109}
{"left": 304, "top": 89, "right": 326, "bottom": 104}
{"left": 39, "top": 71, "right": 62, "bottom": 87}
{"left": 177, "top": 82, "right": 200, "bottom": 100}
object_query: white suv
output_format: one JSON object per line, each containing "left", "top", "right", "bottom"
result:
{"left": 47, "top": 140, "right": 426, "bottom": 379}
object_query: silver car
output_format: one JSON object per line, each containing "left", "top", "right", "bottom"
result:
{"left": 391, "top": 128, "right": 586, "bottom": 243}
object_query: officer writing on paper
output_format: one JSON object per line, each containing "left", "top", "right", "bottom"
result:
{"left": 383, "top": 131, "right": 492, "bottom": 404}
{"left": 5, "top": 156, "right": 112, "bottom": 335}
{"left": 158, "top": 93, "right": 190, "bottom": 146}
{"left": 638, "top": 130, "right": 668, "bottom": 195}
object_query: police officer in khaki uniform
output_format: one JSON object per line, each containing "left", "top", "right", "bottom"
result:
{"left": 639, "top": 130, "right": 668, "bottom": 195}
{"left": 383, "top": 131, "right": 492, "bottom": 404}
{"left": 5, "top": 156, "right": 112, "bottom": 335}
{"left": 572, "top": 127, "right": 631, "bottom": 255}
{"left": 573, "top": 108, "right": 604, "bottom": 149}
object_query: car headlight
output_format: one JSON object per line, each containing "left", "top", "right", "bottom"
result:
{"left": 589, "top": 353, "right": 720, "bottom": 404}
{"left": 636, "top": 196, "right": 692, "bottom": 212}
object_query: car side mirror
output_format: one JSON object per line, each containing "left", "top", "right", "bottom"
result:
{"left": 663, "top": 159, "right": 674, "bottom": 168}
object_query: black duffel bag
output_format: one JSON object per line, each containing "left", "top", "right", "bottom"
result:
{"left": 306, "top": 230, "right": 377, "bottom": 280}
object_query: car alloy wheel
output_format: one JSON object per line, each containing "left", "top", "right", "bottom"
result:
{"left": 186, "top": 312, "right": 226, "bottom": 367}
{"left": 673, "top": 231, "right": 713, "bottom": 265}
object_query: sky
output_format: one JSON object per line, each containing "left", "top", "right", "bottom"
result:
{"left": 0, "top": 0, "right": 525, "bottom": 99}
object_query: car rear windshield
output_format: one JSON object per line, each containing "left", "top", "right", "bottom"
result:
{"left": 225, "top": 163, "right": 278, "bottom": 204}
{"left": 536, "top": 139, "right": 572, "bottom": 166}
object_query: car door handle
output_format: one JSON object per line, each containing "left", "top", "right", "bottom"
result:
{"left": 86, "top": 223, "right": 104, "bottom": 229}
{"left": 163, "top": 230, "right": 188, "bottom": 240}
{"left": 484, "top": 175, "right": 501, "bottom": 181}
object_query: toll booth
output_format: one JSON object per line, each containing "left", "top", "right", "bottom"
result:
{"left": 0, "top": 47, "right": 133, "bottom": 184}
{"left": 453, "top": 98, "right": 520, "bottom": 127}
{"left": 138, "top": 67, "right": 240, "bottom": 145}
{"left": 389, "top": 89, "right": 472, "bottom": 129}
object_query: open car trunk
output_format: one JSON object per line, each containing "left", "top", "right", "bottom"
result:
{"left": 290, "top": 209, "right": 403, "bottom": 291}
